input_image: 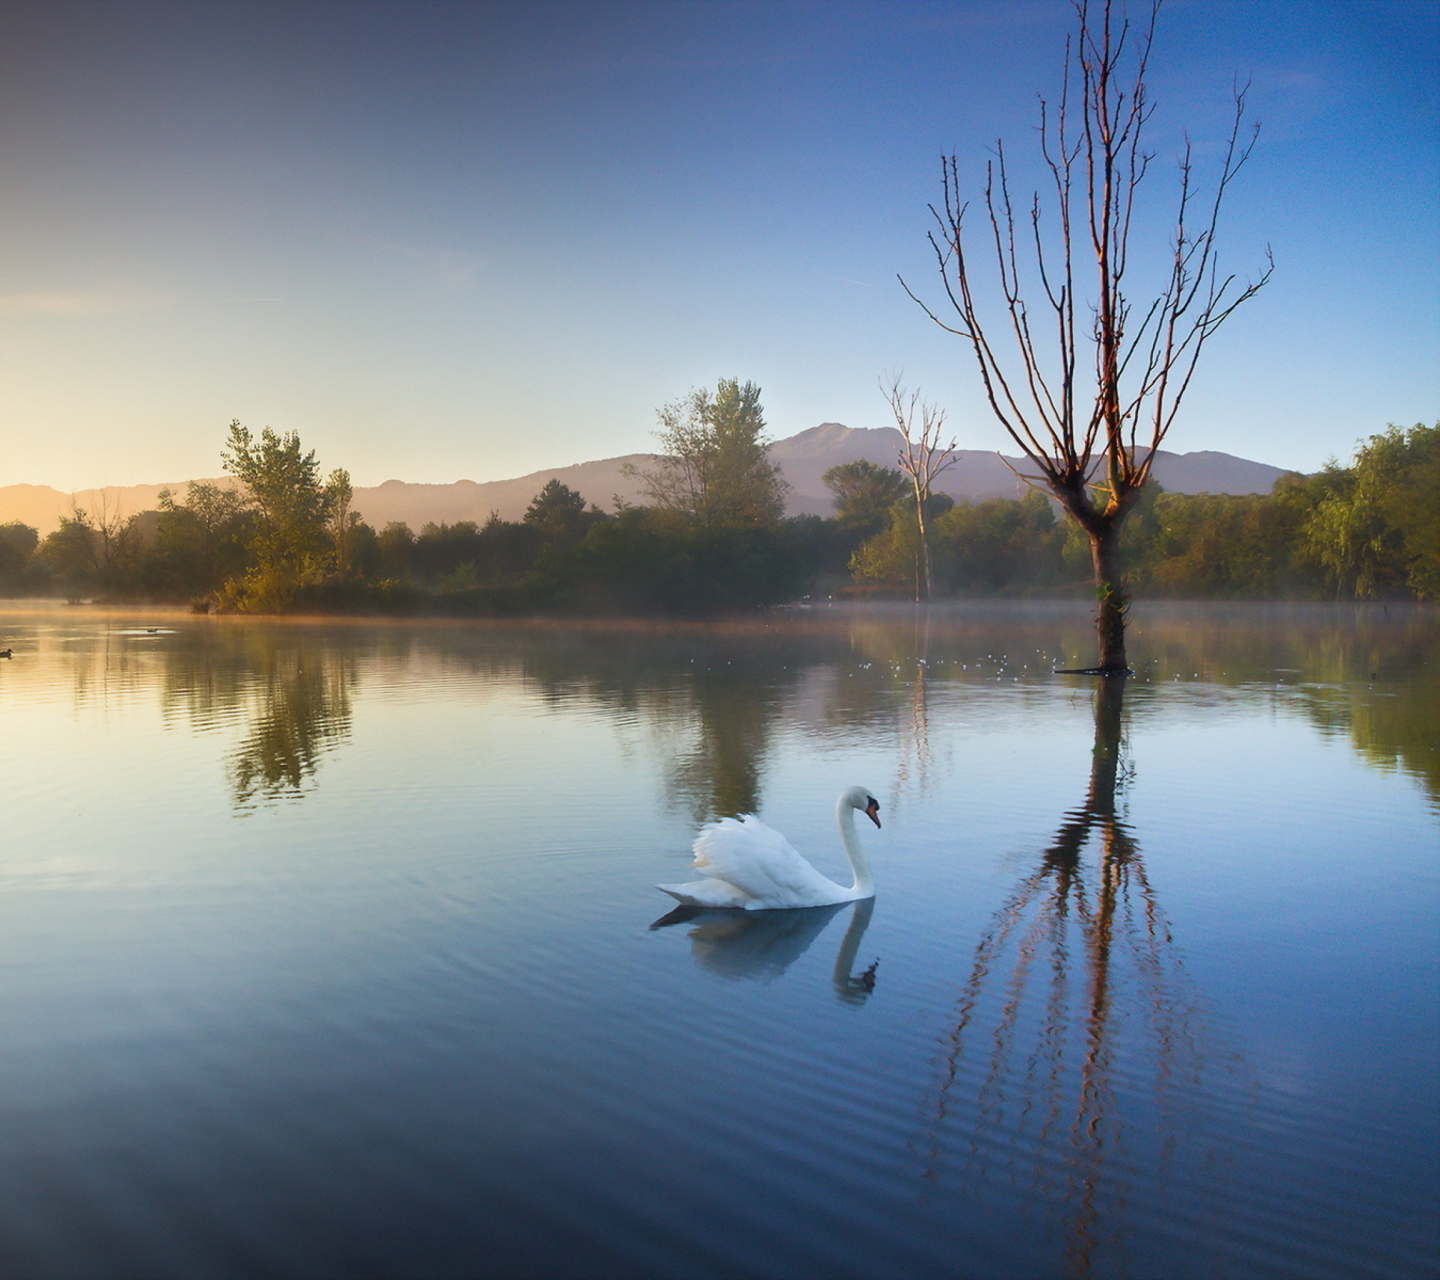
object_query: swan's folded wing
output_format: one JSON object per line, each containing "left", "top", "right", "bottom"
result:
{"left": 690, "top": 815, "right": 834, "bottom": 905}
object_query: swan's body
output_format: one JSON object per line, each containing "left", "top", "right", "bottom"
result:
{"left": 657, "top": 785, "right": 880, "bottom": 911}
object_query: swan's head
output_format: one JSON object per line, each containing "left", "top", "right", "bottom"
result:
{"left": 844, "top": 785, "right": 882, "bottom": 829}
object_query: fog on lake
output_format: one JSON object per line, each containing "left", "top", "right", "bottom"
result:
{"left": 0, "top": 601, "right": 1435, "bottom": 1279}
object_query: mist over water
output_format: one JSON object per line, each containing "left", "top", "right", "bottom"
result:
{"left": 0, "top": 601, "right": 1435, "bottom": 1278}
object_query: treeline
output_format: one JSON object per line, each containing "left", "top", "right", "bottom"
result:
{"left": 846, "top": 422, "right": 1439, "bottom": 602}
{"left": 0, "top": 388, "right": 825, "bottom": 616}
{"left": 1, "top": 417, "right": 1435, "bottom": 612}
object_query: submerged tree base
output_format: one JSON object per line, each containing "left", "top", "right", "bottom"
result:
{"left": 1053, "top": 666, "right": 1133, "bottom": 676}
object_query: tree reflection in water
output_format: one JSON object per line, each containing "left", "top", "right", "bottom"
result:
{"left": 892, "top": 610, "right": 937, "bottom": 809}
{"left": 226, "top": 643, "right": 354, "bottom": 809}
{"left": 665, "top": 653, "right": 772, "bottom": 820}
{"left": 926, "top": 675, "right": 1226, "bottom": 1277}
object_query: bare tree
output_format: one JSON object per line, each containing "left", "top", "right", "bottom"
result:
{"left": 904, "top": 0, "right": 1270, "bottom": 670}
{"left": 883, "top": 376, "right": 957, "bottom": 602}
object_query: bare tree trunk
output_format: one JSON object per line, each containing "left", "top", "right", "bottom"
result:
{"left": 1089, "top": 524, "right": 1128, "bottom": 672}
{"left": 884, "top": 376, "right": 955, "bottom": 605}
{"left": 914, "top": 489, "right": 932, "bottom": 602}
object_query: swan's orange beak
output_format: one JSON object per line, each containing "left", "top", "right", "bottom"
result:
{"left": 865, "top": 798, "right": 881, "bottom": 829}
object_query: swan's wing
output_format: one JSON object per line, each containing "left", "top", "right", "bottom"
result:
{"left": 656, "top": 877, "right": 752, "bottom": 909}
{"left": 689, "top": 815, "right": 841, "bottom": 906}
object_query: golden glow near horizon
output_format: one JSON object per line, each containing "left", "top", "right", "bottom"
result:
{"left": 0, "top": 2, "right": 1434, "bottom": 492}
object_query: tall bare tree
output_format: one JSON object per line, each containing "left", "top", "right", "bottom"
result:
{"left": 883, "top": 376, "right": 957, "bottom": 602}
{"left": 904, "top": 0, "right": 1270, "bottom": 670}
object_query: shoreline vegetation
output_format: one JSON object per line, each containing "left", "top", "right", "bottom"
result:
{"left": 1, "top": 420, "right": 1435, "bottom": 618}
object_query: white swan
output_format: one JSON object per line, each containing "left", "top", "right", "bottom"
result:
{"left": 657, "top": 785, "right": 880, "bottom": 910}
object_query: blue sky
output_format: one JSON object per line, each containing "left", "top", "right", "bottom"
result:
{"left": 0, "top": 0, "right": 1434, "bottom": 490}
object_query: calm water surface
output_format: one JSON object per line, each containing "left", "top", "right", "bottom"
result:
{"left": 1, "top": 601, "right": 1436, "bottom": 1279}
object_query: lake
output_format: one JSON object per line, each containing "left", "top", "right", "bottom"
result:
{"left": 0, "top": 600, "right": 1435, "bottom": 1279}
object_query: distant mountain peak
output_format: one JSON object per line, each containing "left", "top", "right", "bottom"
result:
{"left": 0, "top": 425, "right": 1295, "bottom": 534}
{"left": 772, "top": 422, "right": 895, "bottom": 458}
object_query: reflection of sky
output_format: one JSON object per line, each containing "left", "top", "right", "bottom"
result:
{"left": 0, "top": 611, "right": 1435, "bottom": 1276}
{"left": 0, "top": 1, "right": 1434, "bottom": 490}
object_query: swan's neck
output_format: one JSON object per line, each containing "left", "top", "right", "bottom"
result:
{"left": 836, "top": 796, "right": 875, "bottom": 898}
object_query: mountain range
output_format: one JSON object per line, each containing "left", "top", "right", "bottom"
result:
{"left": 1, "top": 423, "right": 1292, "bottom": 536}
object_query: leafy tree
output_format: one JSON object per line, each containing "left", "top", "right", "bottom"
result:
{"left": 531, "top": 506, "right": 806, "bottom": 615}
{"left": 325, "top": 468, "right": 364, "bottom": 576}
{"left": 40, "top": 513, "right": 103, "bottom": 592}
{"left": 1135, "top": 491, "right": 1299, "bottom": 597}
{"left": 0, "top": 522, "right": 40, "bottom": 591}
{"left": 412, "top": 521, "right": 484, "bottom": 586}
{"left": 151, "top": 481, "right": 252, "bottom": 597}
{"left": 782, "top": 513, "right": 854, "bottom": 587}
{"left": 849, "top": 494, "right": 955, "bottom": 591}
{"left": 221, "top": 420, "right": 332, "bottom": 611}
{"left": 932, "top": 491, "right": 1067, "bottom": 593}
{"left": 628, "top": 378, "right": 787, "bottom": 528}
{"left": 1382, "top": 423, "right": 1440, "bottom": 600}
{"left": 347, "top": 519, "right": 382, "bottom": 580}
{"left": 823, "top": 460, "right": 909, "bottom": 535}
{"left": 524, "top": 479, "right": 600, "bottom": 543}
{"left": 39, "top": 498, "right": 139, "bottom": 596}
{"left": 410, "top": 516, "right": 543, "bottom": 589}
{"left": 377, "top": 522, "right": 416, "bottom": 579}
{"left": 1303, "top": 424, "right": 1440, "bottom": 600}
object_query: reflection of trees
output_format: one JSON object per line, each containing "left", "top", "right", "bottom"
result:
{"left": 226, "top": 643, "right": 354, "bottom": 808}
{"left": 925, "top": 676, "right": 1217, "bottom": 1278}
{"left": 892, "top": 611, "right": 937, "bottom": 808}
{"left": 652, "top": 897, "right": 878, "bottom": 1004}
{"left": 468, "top": 629, "right": 799, "bottom": 821}
{"left": 1131, "top": 603, "right": 1440, "bottom": 803}
{"left": 155, "top": 627, "right": 357, "bottom": 809}
{"left": 158, "top": 628, "right": 250, "bottom": 732}
{"left": 665, "top": 655, "right": 773, "bottom": 818}
{"left": 39, "top": 622, "right": 357, "bottom": 810}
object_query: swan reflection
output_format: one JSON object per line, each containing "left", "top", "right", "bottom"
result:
{"left": 652, "top": 898, "right": 879, "bottom": 1004}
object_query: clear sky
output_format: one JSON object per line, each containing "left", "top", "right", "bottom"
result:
{"left": 1, "top": 0, "right": 1434, "bottom": 490}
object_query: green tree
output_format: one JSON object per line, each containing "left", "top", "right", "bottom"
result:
{"left": 0, "top": 522, "right": 40, "bottom": 592}
{"left": 1303, "top": 424, "right": 1440, "bottom": 600}
{"left": 529, "top": 505, "right": 807, "bottom": 616}
{"left": 1134, "top": 491, "right": 1288, "bottom": 597}
{"left": 931, "top": 491, "right": 1067, "bottom": 593}
{"left": 221, "top": 420, "right": 332, "bottom": 612}
{"left": 151, "top": 481, "right": 252, "bottom": 598}
{"left": 325, "top": 468, "right": 363, "bottom": 577}
{"left": 524, "top": 479, "right": 599, "bottom": 542}
{"left": 377, "top": 522, "right": 416, "bottom": 579}
{"left": 628, "top": 378, "right": 787, "bottom": 528}
{"left": 823, "top": 460, "right": 909, "bottom": 535}
{"left": 39, "top": 497, "right": 139, "bottom": 596}
{"left": 849, "top": 494, "right": 955, "bottom": 591}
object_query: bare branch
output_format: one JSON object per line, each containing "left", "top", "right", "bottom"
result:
{"left": 904, "top": 0, "right": 1267, "bottom": 669}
